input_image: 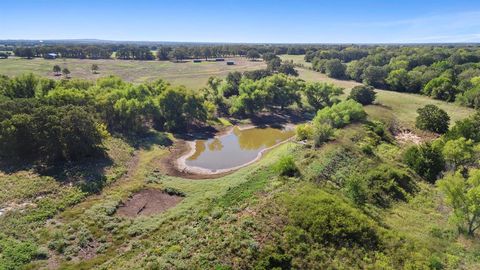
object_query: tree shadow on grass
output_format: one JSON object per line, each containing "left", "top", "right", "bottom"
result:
{"left": 172, "top": 125, "right": 219, "bottom": 141}
{"left": 121, "top": 130, "right": 173, "bottom": 150}
{"left": 249, "top": 110, "right": 314, "bottom": 127}
{"left": 0, "top": 151, "right": 114, "bottom": 194}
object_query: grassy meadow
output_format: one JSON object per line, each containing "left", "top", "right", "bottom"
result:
{"left": 0, "top": 57, "right": 265, "bottom": 89}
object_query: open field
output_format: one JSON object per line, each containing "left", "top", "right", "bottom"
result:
{"left": 279, "top": 54, "right": 312, "bottom": 67}
{"left": 0, "top": 57, "right": 265, "bottom": 89}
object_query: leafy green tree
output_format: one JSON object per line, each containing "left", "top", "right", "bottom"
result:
{"left": 404, "top": 143, "right": 445, "bottom": 182}
{"left": 437, "top": 169, "right": 480, "bottom": 235}
{"left": 423, "top": 77, "right": 456, "bottom": 101}
{"left": 202, "top": 47, "right": 212, "bottom": 61}
{"left": 158, "top": 87, "right": 186, "bottom": 131}
{"left": 313, "top": 99, "right": 366, "bottom": 128}
{"left": 415, "top": 105, "right": 450, "bottom": 134}
{"left": 346, "top": 60, "right": 366, "bottom": 82}
{"left": 262, "top": 52, "right": 277, "bottom": 62}
{"left": 442, "top": 137, "right": 475, "bottom": 169}
{"left": 278, "top": 61, "right": 298, "bottom": 76}
{"left": 62, "top": 68, "right": 71, "bottom": 78}
{"left": 324, "top": 59, "right": 346, "bottom": 79}
{"left": 348, "top": 85, "right": 376, "bottom": 105}
{"left": 386, "top": 69, "right": 409, "bottom": 92}
{"left": 246, "top": 49, "right": 260, "bottom": 60}
{"left": 266, "top": 57, "right": 282, "bottom": 71}
{"left": 304, "top": 82, "right": 343, "bottom": 110}
{"left": 260, "top": 74, "right": 302, "bottom": 109}
{"left": 53, "top": 65, "right": 61, "bottom": 76}
{"left": 362, "top": 66, "right": 387, "bottom": 88}
{"left": 156, "top": 46, "right": 171, "bottom": 60}
{"left": 183, "top": 92, "right": 207, "bottom": 126}
{"left": 446, "top": 112, "right": 480, "bottom": 142}
{"left": 91, "top": 64, "right": 99, "bottom": 74}
{"left": 456, "top": 77, "right": 480, "bottom": 109}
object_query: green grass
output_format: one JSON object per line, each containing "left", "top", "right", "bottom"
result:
{"left": 0, "top": 57, "right": 265, "bottom": 89}
{"left": 279, "top": 54, "right": 312, "bottom": 68}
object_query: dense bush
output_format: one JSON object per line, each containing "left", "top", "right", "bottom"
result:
{"left": 285, "top": 189, "right": 380, "bottom": 249}
{"left": 295, "top": 123, "right": 313, "bottom": 140}
{"left": 275, "top": 155, "right": 299, "bottom": 177}
{"left": 348, "top": 85, "right": 376, "bottom": 105}
{"left": 362, "top": 164, "right": 416, "bottom": 207}
{"left": 313, "top": 123, "right": 335, "bottom": 146}
{"left": 404, "top": 143, "right": 445, "bottom": 182}
{"left": 415, "top": 104, "right": 450, "bottom": 134}
{"left": 313, "top": 99, "right": 366, "bottom": 128}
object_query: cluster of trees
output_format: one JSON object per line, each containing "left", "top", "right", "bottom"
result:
{"left": 263, "top": 53, "right": 298, "bottom": 76}
{"left": 0, "top": 68, "right": 311, "bottom": 164}
{"left": 405, "top": 110, "right": 480, "bottom": 235}
{"left": 307, "top": 46, "right": 480, "bottom": 108}
{"left": 204, "top": 69, "right": 345, "bottom": 119}
{"left": 0, "top": 74, "right": 207, "bottom": 163}
{"left": 14, "top": 46, "right": 113, "bottom": 59}
{"left": 116, "top": 46, "right": 155, "bottom": 60}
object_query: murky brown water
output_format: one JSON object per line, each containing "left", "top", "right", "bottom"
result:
{"left": 186, "top": 126, "right": 294, "bottom": 171}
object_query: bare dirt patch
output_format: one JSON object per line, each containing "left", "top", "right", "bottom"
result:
{"left": 116, "top": 189, "right": 183, "bottom": 217}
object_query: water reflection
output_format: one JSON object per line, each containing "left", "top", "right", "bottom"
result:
{"left": 186, "top": 126, "right": 294, "bottom": 170}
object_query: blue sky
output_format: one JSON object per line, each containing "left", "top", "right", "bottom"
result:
{"left": 2, "top": 0, "right": 480, "bottom": 43}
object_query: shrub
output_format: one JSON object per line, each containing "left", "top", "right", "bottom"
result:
{"left": 415, "top": 104, "right": 450, "bottom": 134}
{"left": 362, "top": 164, "right": 416, "bottom": 207}
{"left": 295, "top": 123, "right": 314, "bottom": 140}
{"left": 285, "top": 188, "right": 380, "bottom": 249}
{"left": 313, "top": 123, "right": 334, "bottom": 146}
{"left": 404, "top": 143, "right": 445, "bottom": 182}
{"left": 313, "top": 99, "right": 366, "bottom": 128}
{"left": 349, "top": 85, "right": 376, "bottom": 105}
{"left": 275, "top": 155, "right": 299, "bottom": 177}
{"left": 345, "top": 176, "right": 367, "bottom": 205}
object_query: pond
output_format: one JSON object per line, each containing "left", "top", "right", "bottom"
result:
{"left": 178, "top": 125, "right": 295, "bottom": 174}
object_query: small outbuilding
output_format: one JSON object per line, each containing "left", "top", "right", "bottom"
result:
{"left": 44, "top": 53, "right": 58, "bottom": 59}
{"left": 226, "top": 61, "right": 235, "bottom": 65}
{"left": 215, "top": 58, "right": 225, "bottom": 61}
{"left": 193, "top": 59, "right": 202, "bottom": 63}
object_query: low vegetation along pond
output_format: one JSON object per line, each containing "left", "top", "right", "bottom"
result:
{"left": 177, "top": 125, "right": 295, "bottom": 174}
